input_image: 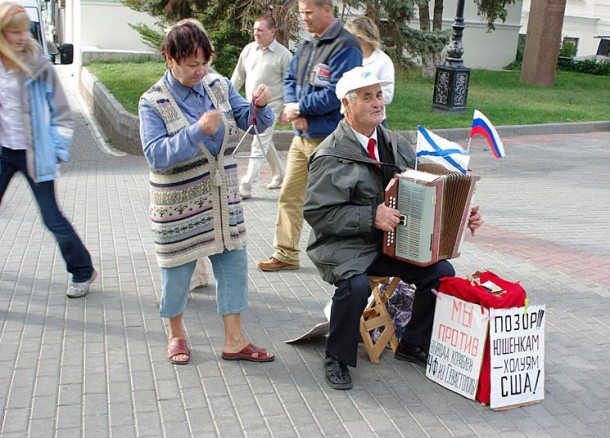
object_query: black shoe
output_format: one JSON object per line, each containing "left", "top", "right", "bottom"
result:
{"left": 323, "top": 356, "right": 353, "bottom": 390}
{"left": 394, "top": 342, "right": 428, "bottom": 367}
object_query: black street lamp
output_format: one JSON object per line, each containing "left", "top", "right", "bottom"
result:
{"left": 432, "top": 0, "right": 470, "bottom": 113}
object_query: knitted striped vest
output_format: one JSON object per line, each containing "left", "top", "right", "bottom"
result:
{"left": 142, "top": 74, "right": 244, "bottom": 268}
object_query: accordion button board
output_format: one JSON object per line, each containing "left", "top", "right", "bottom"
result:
{"left": 383, "top": 164, "right": 480, "bottom": 266}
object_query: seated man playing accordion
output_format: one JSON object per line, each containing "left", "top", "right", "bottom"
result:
{"left": 303, "top": 67, "right": 483, "bottom": 390}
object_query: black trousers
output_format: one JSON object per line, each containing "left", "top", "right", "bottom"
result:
{"left": 326, "top": 254, "right": 455, "bottom": 367}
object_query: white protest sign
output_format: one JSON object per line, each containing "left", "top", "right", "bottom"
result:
{"left": 426, "top": 293, "right": 489, "bottom": 399}
{"left": 489, "top": 305, "right": 545, "bottom": 409}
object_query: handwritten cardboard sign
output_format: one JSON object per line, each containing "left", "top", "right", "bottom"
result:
{"left": 426, "top": 293, "right": 489, "bottom": 399}
{"left": 489, "top": 305, "right": 545, "bottom": 409}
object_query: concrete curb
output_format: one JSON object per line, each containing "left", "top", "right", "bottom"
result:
{"left": 79, "top": 68, "right": 143, "bottom": 156}
{"left": 79, "top": 67, "right": 610, "bottom": 156}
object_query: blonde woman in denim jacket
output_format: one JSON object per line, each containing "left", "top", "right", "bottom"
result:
{"left": 0, "top": 2, "right": 96, "bottom": 297}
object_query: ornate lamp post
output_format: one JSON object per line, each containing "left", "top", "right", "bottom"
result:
{"left": 432, "top": 0, "right": 470, "bottom": 113}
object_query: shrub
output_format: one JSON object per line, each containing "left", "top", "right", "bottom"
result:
{"left": 559, "top": 42, "right": 577, "bottom": 58}
{"left": 503, "top": 60, "right": 521, "bottom": 71}
{"left": 558, "top": 57, "right": 610, "bottom": 76}
{"left": 557, "top": 56, "right": 574, "bottom": 70}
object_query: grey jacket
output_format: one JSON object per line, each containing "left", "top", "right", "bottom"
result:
{"left": 303, "top": 119, "right": 416, "bottom": 285}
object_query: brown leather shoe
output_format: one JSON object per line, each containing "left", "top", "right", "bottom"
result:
{"left": 256, "top": 257, "right": 299, "bottom": 272}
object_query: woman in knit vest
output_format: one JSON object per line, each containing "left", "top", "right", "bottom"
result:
{"left": 0, "top": 2, "right": 96, "bottom": 298}
{"left": 139, "top": 19, "right": 275, "bottom": 365}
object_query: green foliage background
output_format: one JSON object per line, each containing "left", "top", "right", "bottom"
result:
{"left": 121, "top": 0, "right": 519, "bottom": 74}
{"left": 88, "top": 60, "right": 610, "bottom": 130}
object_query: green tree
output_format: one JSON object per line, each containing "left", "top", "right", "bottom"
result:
{"left": 236, "top": 0, "right": 300, "bottom": 48}
{"left": 340, "top": 0, "right": 448, "bottom": 74}
{"left": 474, "top": 0, "right": 517, "bottom": 31}
{"left": 122, "top": 0, "right": 301, "bottom": 77}
{"left": 123, "top": 0, "right": 515, "bottom": 78}
{"left": 340, "top": 0, "right": 514, "bottom": 76}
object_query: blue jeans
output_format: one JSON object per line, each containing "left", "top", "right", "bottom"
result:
{"left": 159, "top": 248, "right": 249, "bottom": 318}
{"left": 0, "top": 148, "right": 93, "bottom": 282}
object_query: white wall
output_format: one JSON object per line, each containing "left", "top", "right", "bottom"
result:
{"left": 80, "top": 1, "right": 158, "bottom": 51}
{"left": 439, "top": 0, "right": 524, "bottom": 70}
{"left": 344, "top": 1, "right": 524, "bottom": 70}
{"left": 61, "top": 0, "right": 159, "bottom": 66}
{"left": 521, "top": 0, "right": 610, "bottom": 57}
{"left": 66, "top": 0, "right": 523, "bottom": 70}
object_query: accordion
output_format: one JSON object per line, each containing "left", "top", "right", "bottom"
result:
{"left": 382, "top": 163, "right": 480, "bottom": 266}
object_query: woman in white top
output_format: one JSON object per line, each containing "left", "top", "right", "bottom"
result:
{"left": 346, "top": 16, "right": 395, "bottom": 126}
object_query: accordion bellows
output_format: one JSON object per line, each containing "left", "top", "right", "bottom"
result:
{"left": 383, "top": 163, "right": 480, "bottom": 266}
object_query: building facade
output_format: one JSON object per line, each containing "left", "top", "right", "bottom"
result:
{"left": 56, "top": 0, "right": 524, "bottom": 70}
{"left": 521, "top": 0, "right": 610, "bottom": 57}
{"left": 429, "top": 0, "right": 524, "bottom": 70}
{"left": 52, "top": 0, "right": 158, "bottom": 66}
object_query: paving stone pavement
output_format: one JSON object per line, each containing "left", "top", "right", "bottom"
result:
{"left": 1, "top": 65, "right": 609, "bottom": 437}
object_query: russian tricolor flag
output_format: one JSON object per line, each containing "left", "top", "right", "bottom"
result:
{"left": 470, "top": 110, "right": 505, "bottom": 159}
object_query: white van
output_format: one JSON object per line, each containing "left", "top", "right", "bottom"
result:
{"left": 18, "top": 0, "right": 73, "bottom": 64}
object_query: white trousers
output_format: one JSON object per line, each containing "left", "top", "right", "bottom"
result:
{"left": 189, "top": 257, "right": 211, "bottom": 290}
{"left": 240, "top": 124, "right": 284, "bottom": 190}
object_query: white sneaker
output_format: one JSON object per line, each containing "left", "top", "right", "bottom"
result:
{"left": 239, "top": 183, "right": 251, "bottom": 199}
{"left": 67, "top": 269, "right": 97, "bottom": 298}
{"left": 266, "top": 177, "right": 283, "bottom": 190}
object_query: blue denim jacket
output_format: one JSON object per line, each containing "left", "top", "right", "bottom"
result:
{"left": 139, "top": 70, "right": 273, "bottom": 169}
{"left": 283, "top": 19, "right": 362, "bottom": 139}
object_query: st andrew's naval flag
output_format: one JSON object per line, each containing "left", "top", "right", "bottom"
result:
{"left": 470, "top": 110, "right": 505, "bottom": 159}
{"left": 416, "top": 125, "right": 470, "bottom": 174}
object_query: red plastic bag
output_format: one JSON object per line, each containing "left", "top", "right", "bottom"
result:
{"left": 439, "top": 271, "right": 526, "bottom": 404}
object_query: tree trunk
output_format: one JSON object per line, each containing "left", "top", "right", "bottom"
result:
{"left": 276, "top": 29, "right": 288, "bottom": 48}
{"left": 417, "top": 1, "right": 431, "bottom": 31}
{"left": 433, "top": 0, "right": 443, "bottom": 31}
{"left": 520, "top": 0, "right": 567, "bottom": 86}
{"left": 421, "top": 51, "right": 443, "bottom": 78}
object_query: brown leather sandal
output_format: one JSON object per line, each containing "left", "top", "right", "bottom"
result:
{"left": 221, "top": 343, "right": 274, "bottom": 362}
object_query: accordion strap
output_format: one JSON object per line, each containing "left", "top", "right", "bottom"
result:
{"left": 311, "top": 146, "right": 399, "bottom": 169}
{"left": 310, "top": 128, "right": 404, "bottom": 171}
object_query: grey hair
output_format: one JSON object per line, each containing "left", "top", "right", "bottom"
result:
{"left": 340, "top": 90, "right": 358, "bottom": 114}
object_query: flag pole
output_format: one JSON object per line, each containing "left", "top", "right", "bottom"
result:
{"left": 414, "top": 126, "right": 419, "bottom": 171}
{"left": 466, "top": 111, "right": 474, "bottom": 153}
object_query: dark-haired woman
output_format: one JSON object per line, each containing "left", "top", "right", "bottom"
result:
{"left": 139, "top": 19, "right": 275, "bottom": 365}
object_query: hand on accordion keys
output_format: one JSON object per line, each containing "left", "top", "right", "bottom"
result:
{"left": 374, "top": 202, "right": 403, "bottom": 232}
{"left": 376, "top": 202, "right": 483, "bottom": 236}
{"left": 467, "top": 205, "right": 484, "bottom": 236}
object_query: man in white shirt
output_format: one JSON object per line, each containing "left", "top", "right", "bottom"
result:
{"left": 231, "top": 15, "right": 292, "bottom": 198}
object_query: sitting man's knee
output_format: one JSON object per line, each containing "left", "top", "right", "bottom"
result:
{"left": 437, "top": 260, "right": 456, "bottom": 279}
{"left": 348, "top": 274, "right": 371, "bottom": 305}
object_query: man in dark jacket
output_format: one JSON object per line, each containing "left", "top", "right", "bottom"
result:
{"left": 303, "top": 67, "right": 483, "bottom": 390}
{"left": 257, "top": 0, "right": 362, "bottom": 272}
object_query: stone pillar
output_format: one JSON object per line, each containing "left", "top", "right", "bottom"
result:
{"left": 520, "top": 0, "right": 567, "bottom": 86}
